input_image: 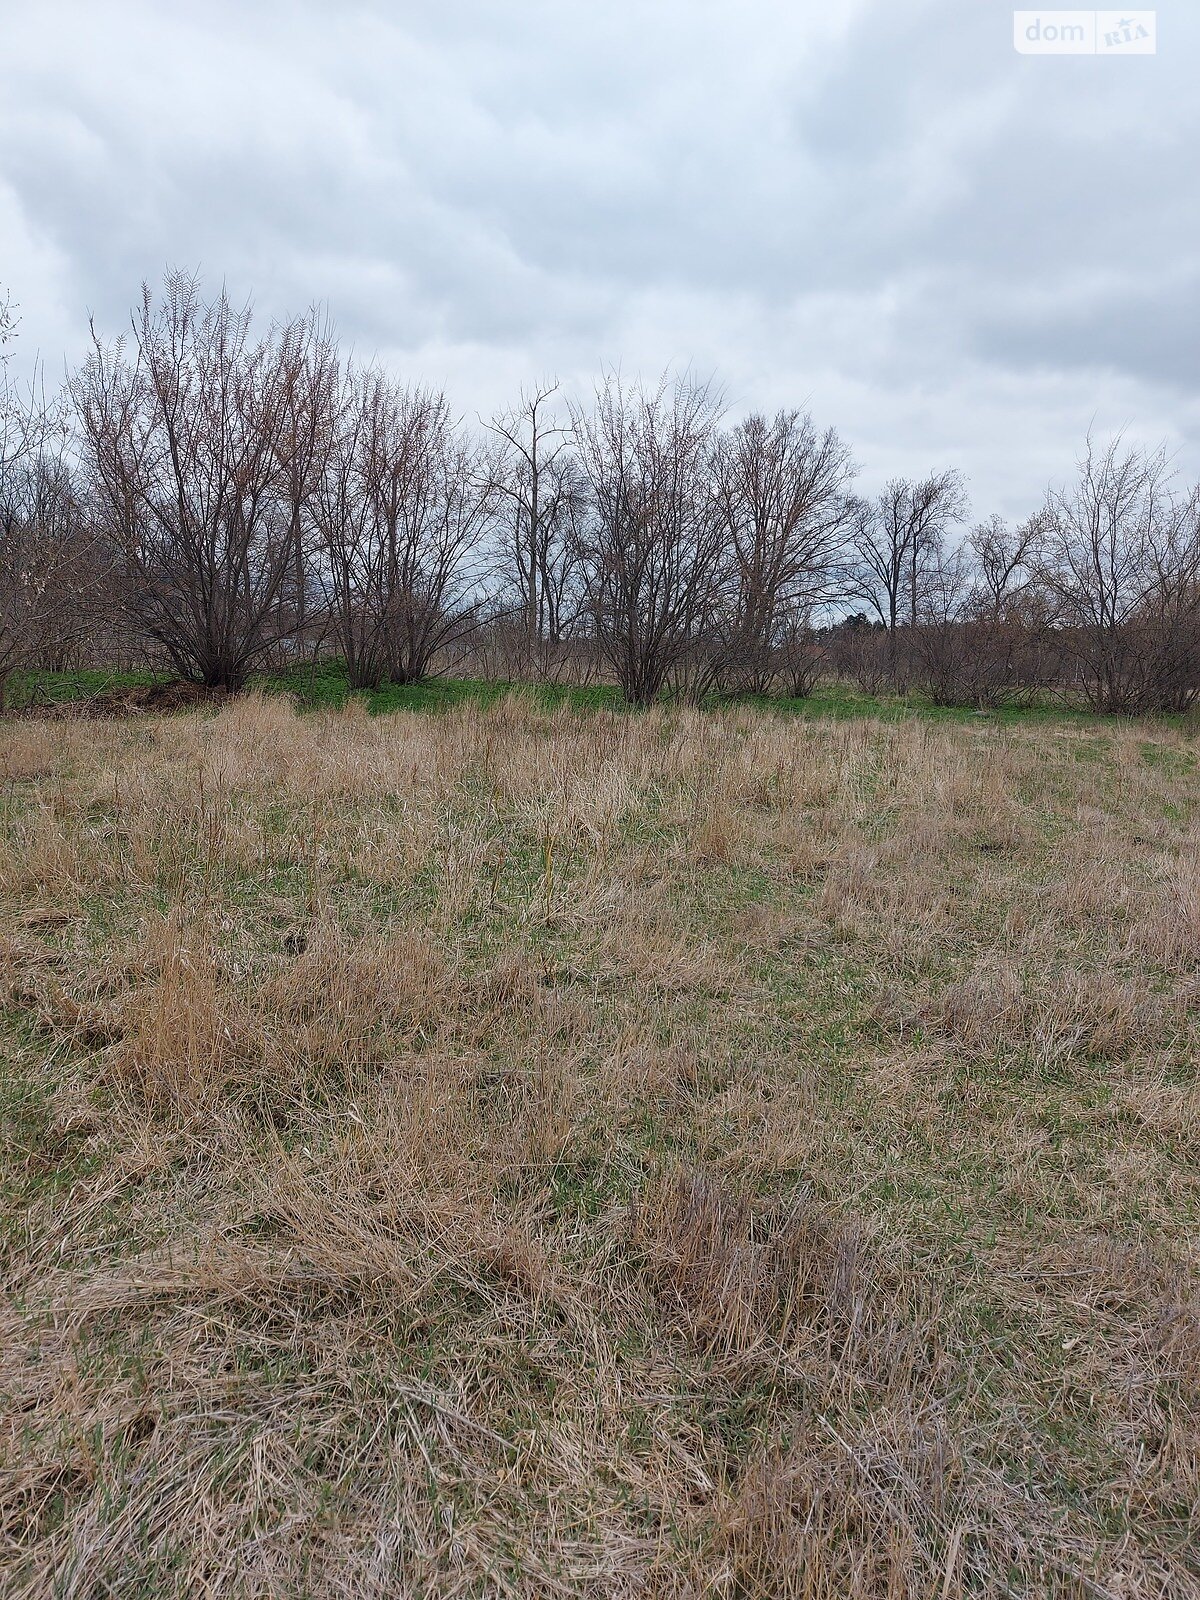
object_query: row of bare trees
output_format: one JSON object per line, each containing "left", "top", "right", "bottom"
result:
{"left": 879, "top": 440, "right": 1200, "bottom": 713}
{"left": 3, "top": 272, "right": 1200, "bottom": 713}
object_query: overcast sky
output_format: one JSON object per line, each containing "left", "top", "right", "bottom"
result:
{"left": 1, "top": 0, "right": 1196, "bottom": 518}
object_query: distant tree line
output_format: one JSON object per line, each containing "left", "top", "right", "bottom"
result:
{"left": 3, "top": 270, "right": 1200, "bottom": 714}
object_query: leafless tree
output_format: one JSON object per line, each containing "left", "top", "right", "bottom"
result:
{"left": 708, "top": 410, "right": 855, "bottom": 694}
{"left": 272, "top": 309, "right": 339, "bottom": 642}
{"left": 774, "top": 614, "right": 826, "bottom": 699}
{"left": 306, "top": 360, "right": 373, "bottom": 686}
{"left": 1037, "top": 436, "right": 1200, "bottom": 711}
{"left": 829, "top": 616, "right": 893, "bottom": 695}
{"left": 898, "top": 513, "right": 1051, "bottom": 709}
{"left": 74, "top": 272, "right": 318, "bottom": 690}
{"left": 966, "top": 513, "right": 1042, "bottom": 619}
{"left": 0, "top": 372, "right": 101, "bottom": 705}
{"left": 312, "top": 371, "right": 494, "bottom": 687}
{"left": 848, "top": 469, "right": 969, "bottom": 636}
{"left": 2, "top": 293, "right": 100, "bottom": 702}
{"left": 572, "top": 372, "right": 725, "bottom": 705}
{"left": 905, "top": 540, "right": 996, "bottom": 707}
{"left": 485, "top": 381, "right": 586, "bottom": 677}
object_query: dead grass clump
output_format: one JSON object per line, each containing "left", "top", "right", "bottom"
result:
{"left": 198, "top": 689, "right": 304, "bottom": 792}
{"left": 1131, "top": 850, "right": 1200, "bottom": 971}
{"left": 1017, "top": 1235, "right": 1200, "bottom": 1393}
{"left": 1052, "top": 849, "right": 1142, "bottom": 929}
{"left": 925, "top": 957, "right": 1172, "bottom": 1064}
{"left": 0, "top": 929, "right": 58, "bottom": 1005}
{"left": 601, "top": 1038, "right": 699, "bottom": 1105}
{"left": 0, "top": 724, "right": 57, "bottom": 781}
{"left": 592, "top": 877, "right": 727, "bottom": 997}
{"left": 110, "top": 909, "right": 260, "bottom": 1111}
{"left": 999, "top": 1234, "right": 1200, "bottom": 1522}
{"left": 778, "top": 806, "right": 842, "bottom": 881}
{"left": 707, "top": 1421, "right": 970, "bottom": 1600}
{"left": 266, "top": 923, "right": 453, "bottom": 1071}
{"left": 473, "top": 943, "right": 544, "bottom": 1016}
{"left": 489, "top": 1050, "right": 584, "bottom": 1171}
{"left": 628, "top": 1164, "right": 884, "bottom": 1370}
{"left": 922, "top": 957, "right": 1023, "bottom": 1054}
{"left": 817, "top": 842, "right": 957, "bottom": 968}
{"left": 1108, "top": 1069, "right": 1200, "bottom": 1151}
{"left": 689, "top": 797, "right": 749, "bottom": 865}
{"left": 0, "top": 806, "right": 90, "bottom": 901}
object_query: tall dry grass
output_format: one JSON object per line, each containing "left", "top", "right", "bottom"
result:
{"left": 1, "top": 694, "right": 1198, "bottom": 1596}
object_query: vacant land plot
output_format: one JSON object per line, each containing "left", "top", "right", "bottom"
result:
{"left": 1, "top": 694, "right": 1198, "bottom": 1597}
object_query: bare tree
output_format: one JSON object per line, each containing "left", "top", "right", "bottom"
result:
{"left": 572, "top": 372, "right": 725, "bottom": 706}
{"left": 1037, "top": 436, "right": 1200, "bottom": 712}
{"left": 846, "top": 484, "right": 903, "bottom": 638}
{"left": 966, "top": 512, "right": 1042, "bottom": 619}
{"left": 885, "top": 507, "right": 1051, "bottom": 710}
{"left": 709, "top": 409, "right": 855, "bottom": 694}
{"left": 485, "top": 381, "right": 585, "bottom": 676}
{"left": 906, "top": 541, "right": 987, "bottom": 707}
{"left": 272, "top": 309, "right": 339, "bottom": 643}
{"left": 0, "top": 300, "right": 103, "bottom": 706}
{"left": 905, "top": 471, "right": 969, "bottom": 627}
{"left": 829, "top": 614, "right": 893, "bottom": 695}
{"left": 774, "top": 613, "right": 826, "bottom": 699}
{"left": 848, "top": 470, "right": 969, "bottom": 636}
{"left": 307, "top": 360, "right": 375, "bottom": 687}
{"left": 312, "top": 372, "right": 494, "bottom": 687}
{"left": 75, "top": 276, "right": 324, "bottom": 688}
{"left": 74, "top": 272, "right": 319, "bottom": 690}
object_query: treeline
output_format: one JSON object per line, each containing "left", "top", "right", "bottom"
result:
{"left": 3, "top": 271, "right": 1200, "bottom": 713}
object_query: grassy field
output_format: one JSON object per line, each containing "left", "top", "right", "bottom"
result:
{"left": 9, "top": 656, "right": 1140, "bottom": 730}
{"left": 1, "top": 691, "right": 1198, "bottom": 1596}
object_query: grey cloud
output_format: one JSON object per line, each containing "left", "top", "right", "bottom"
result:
{"left": 973, "top": 269, "right": 1200, "bottom": 390}
{"left": 0, "top": 0, "right": 1197, "bottom": 520}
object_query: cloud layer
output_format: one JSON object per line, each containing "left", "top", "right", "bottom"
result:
{"left": 2, "top": 0, "right": 1197, "bottom": 516}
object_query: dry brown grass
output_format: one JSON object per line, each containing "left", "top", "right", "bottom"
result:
{"left": 1, "top": 693, "right": 1199, "bottom": 1596}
